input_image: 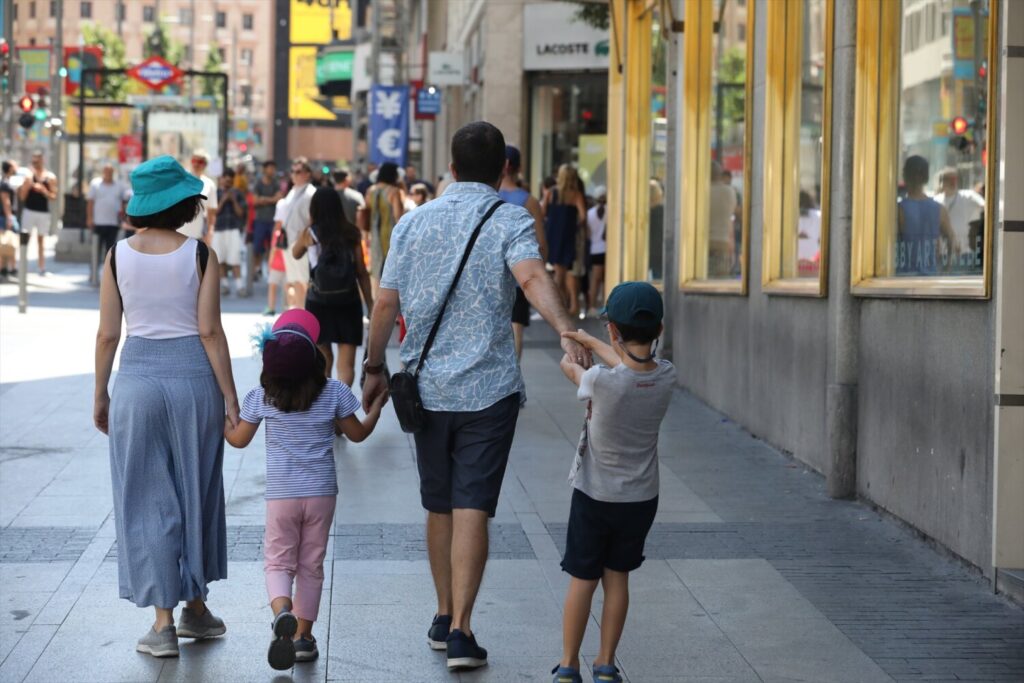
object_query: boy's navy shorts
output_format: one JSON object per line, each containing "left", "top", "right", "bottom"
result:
{"left": 561, "top": 489, "right": 658, "bottom": 580}
{"left": 412, "top": 393, "right": 520, "bottom": 517}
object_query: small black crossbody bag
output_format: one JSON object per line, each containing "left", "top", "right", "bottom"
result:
{"left": 389, "top": 200, "right": 505, "bottom": 433}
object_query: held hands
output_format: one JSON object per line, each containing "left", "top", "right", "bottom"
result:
{"left": 560, "top": 330, "right": 594, "bottom": 368}
{"left": 225, "top": 397, "right": 240, "bottom": 431}
{"left": 362, "top": 372, "right": 388, "bottom": 414}
{"left": 368, "top": 387, "right": 389, "bottom": 414}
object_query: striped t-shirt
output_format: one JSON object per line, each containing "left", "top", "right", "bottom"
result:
{"left": 240, "top": 379, "right": 360, "bottom": 500}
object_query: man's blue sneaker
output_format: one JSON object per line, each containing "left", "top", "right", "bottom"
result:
{"left": 593, "top": 663, "right": 623, "bottom": 682}
{"left": 428, "top": 614, "right": 452, "bottom": 650}
{"left": 446, "top": 629, "right": 487, "bottom": 670}
{"left": 551, "top": 664, "right": 583, "bottom": 682}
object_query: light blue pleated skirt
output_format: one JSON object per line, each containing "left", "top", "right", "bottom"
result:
{"left": 109, "top": 335, "right": 227, "bottom": 609}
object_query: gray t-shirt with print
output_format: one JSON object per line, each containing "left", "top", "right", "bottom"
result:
{"left": 575, "top": 359, "right": 675, "bottom": 503}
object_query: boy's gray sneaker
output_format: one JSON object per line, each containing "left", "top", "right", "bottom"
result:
{"left": 177, "top": 606, "right": 226, "bottom": 639}
{"left": 136, "top": 625, "right": 179, "bottom": 658}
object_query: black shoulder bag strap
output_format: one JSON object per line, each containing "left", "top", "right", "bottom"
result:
{"left": 412, "top": 199, "right": 504, "bottom": 377}
{"left": 109, "top": 239, "right": 210, "bottom": 304}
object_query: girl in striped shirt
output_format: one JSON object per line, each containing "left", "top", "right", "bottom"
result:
{"left": 225, "top": 309, "right": 386, "bottom": 670}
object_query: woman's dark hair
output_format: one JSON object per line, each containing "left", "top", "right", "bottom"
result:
{"left": 260, "top": 352, "right": 327, "bottom": 413}
{"left": 377, "top": 162, "right": 400, "bottom": 185}
{"left": 2, "top": 161, "right": 14, "bottom": 175}
{"left": 614, "top": 321, "right": 661, "bottom": 345}
{"left": 127, "top": 194, "right": 203, "bottom": 230}
{"left": 597, "top": 204, "right": 605, "bottom": 220}
{"left": 451, "top": 121, "right": 506, "bottom": 185}
{"left": 310, "top": 186, "right": 361, "bottom": 250}
{"left": 799, "top": 189, "right": 814, "bottom": 217}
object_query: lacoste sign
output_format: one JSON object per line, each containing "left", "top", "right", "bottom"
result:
{"left": 523, "top": 4, "right": 610, "bottom": 71}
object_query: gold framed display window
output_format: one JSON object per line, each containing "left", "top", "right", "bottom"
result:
{"left": 680, "top": 0, "right": 755, "bottom": 294}
{"left": 851, "top": 0, "right": 999, "bottom": 298}
{"left": 762, "top": 0, "right": 833, "bottom": 297}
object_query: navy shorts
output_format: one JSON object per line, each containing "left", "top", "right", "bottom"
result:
{"left": 252, "top": 219, "right": 275, "bottom": 256}
{"left": 561, "top": 489, "right": 658, "bottom": 580}
{"left": 511, "top": 287, "right": 531, "bottom": 326}
{"left": 412, "top": 393, "right": 520, "bottom": 517}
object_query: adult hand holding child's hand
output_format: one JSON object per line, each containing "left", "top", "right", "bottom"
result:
{"left": 560, "top": 331, "right": 592, "bottom": 369}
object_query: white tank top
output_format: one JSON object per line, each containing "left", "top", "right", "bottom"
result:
{"left": 116, "top": 239, "right": 201, "bottom": 339}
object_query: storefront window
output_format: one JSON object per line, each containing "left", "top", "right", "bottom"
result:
{"left": 649, "top": 7, "right": 669, "bottom": 282}
{"left": 528, "top": 74, "right": 608, "bottom": 196}
{"left": 681, "top": 0, "right": 754, "bottom": 292}
{"left": 763, "top": 0, "right": 832, "bottom": 295}
{"left": 852, "top": 0, "right": 996, "bottom": 297}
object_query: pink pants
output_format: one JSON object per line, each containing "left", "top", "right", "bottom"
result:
{"left": 264, "top": 495, "right": 336, "bottom": 622}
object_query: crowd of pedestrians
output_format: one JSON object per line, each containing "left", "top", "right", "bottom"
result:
{"left": 78, "top": 122, "right": 668, "bottom": 682}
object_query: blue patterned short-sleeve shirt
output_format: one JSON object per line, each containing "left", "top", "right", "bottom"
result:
{"left": 380, "top": 182, "right": 541, "bottom": 412}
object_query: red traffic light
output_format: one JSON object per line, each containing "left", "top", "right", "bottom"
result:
{"left": 951, "top": 116, "right": 969, "bottom": 136}
{"left": 0, "top": 40, "right": 9, "bottom": 57}
{"left": 18, "top": 95, "right": 34, "bottom": 112}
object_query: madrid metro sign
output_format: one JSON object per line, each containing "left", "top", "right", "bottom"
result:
{"left": 127, "top": 57, "right": 184, "bottom": 91}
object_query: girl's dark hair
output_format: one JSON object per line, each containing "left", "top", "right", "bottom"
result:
{"left": 260, "top": 351, "right": 327, "bottom": 412}
{"left": 127, "top": 194, "right": 204, "bottom": 230}
{"left": 378, "top": 162, "right": 400, "bottom": 185}
{"left": 310, "top": 186, "right": 361, "bottom": 250}
{"left": 2, "top": 161, "right": 14, "bottom": 175}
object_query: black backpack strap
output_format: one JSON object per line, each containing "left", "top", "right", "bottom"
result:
{"left": 413, "top": 199, "right": 504, "bottom": 378}
{"left": 109, "top": 239, "right": 123, "bottom": 305}
{"left": 196, "top": 240, "right": 209, "bottom": 278}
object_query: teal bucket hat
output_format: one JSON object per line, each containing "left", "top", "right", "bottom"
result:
{"left": 126, "top": 155, "right": 206, "bottom": 217}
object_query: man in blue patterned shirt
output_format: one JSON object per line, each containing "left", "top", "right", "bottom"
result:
{"left": 363, "top": 122, "right": 587, "bottom": 671}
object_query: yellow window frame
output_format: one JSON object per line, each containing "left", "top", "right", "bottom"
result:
{"left": 851, "top": 0, "right": 999, "bottom": 299}
{"left": 679, "top": 0, "right": 755, "bottom": 295}
{"left": 762, "top": 0, "right": 834, "bottom": 297}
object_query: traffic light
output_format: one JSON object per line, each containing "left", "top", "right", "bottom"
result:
{"left": 951, "top": 116, "right": 969, "bottom": 136}
{"left": 19, "top": 95, "right": 34, "bottom": 113}
{"left": 949, "top": 116, "right": 973, "bottom": 153}
{"left": 1, "top": 39, "right": 10, "bottom": 95}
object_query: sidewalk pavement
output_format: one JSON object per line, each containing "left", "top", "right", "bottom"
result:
{"left": 1, "top": 259, "right": 1022, "bottom": 683}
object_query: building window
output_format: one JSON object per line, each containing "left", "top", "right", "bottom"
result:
{"left": 143, "top": 5, "right": 155, "bottom": 23}
{"left": 216, "top": 11, "right": 226, "bottom": 28}
{"left": 243, "top": 13, "right": 253, "bottom": 31}
{"left": 680, "top": 0, "right": 755, "bottom": 292}
{"left": 241, "top": 48, "right": 253, "bottom": 66}
{"left": 762, "top": 0, "right": 833, "bottom": 294}
{"left": 179, "top": 8, "right": 192, "bottom": 25}
{"left": 29, "top": 1, "right": 35, "bottom": 19}
{"left": 50, "top": 0, "right": 56, "bottom": 18}
{"left": 12, "top": 3, "right": 16, "bottom": 21}
{"left": 851, "top": 0, "right": 997, "bottom": 297}
{"left": 182, "top": 45, "right": 192, "bottom": 63}
{"left": 217, "top": 47, "right": 226, "bottom": 62}
{"left": 116, "top": 2, "right": 126, "bottom": 22}
{"left": 737, "top": 23, "right": 746, "bottom": 43}
{"left": 80, "top": 1, "right": 92, "bottom": 19}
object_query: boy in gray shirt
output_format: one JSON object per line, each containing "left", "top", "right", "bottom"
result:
{"left": 552, "top": 281, "right": 675, "bottom": 683}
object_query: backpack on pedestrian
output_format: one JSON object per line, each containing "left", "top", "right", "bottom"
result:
{"left": 308, "top": 231, "right": 360, "bottom": 305}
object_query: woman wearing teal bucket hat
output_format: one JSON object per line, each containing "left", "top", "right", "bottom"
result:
{"left": 93, "top": 155, "right": 239, "bottom": 658}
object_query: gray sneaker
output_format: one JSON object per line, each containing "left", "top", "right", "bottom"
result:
{"left": 177, "top": 606, "right": 226, "bottom": 639}
{"left": 136, "top": 625, "right": 179, "bottom": 658}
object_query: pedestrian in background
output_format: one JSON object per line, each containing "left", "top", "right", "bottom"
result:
{"left": 586, "top": 186, "right": 607, "bottom": 318}
{"left": 366, "top": 161, "right": 405, "bottom": 291}
{"left": 1, "top": 160, "right": 20, "bottom": 279}
{"left": 253, "top": 161, "right": 284, "bottom": 284}
{"left": 86, "top": 163, "right": 129, "bottom": 273}
{"left": 224, "top": 309, "right": 386, "bottom": 670}
{"left": 409, "top": 183, "right": 431, "bottom": 207}
{"left": 178, "top": 150, "right": 218, "bottom": 246}
{"left": 542, "top": 164, "right": 588, "bottom": 319}
{"left": 499, "top": 145, "right": 548, "bottom": 362}
{"left": 94, "top": 155, "right": 237, "bottom": 658}
{"left": 282, "top": 158, "right": 316, "bottom": 308}
{"left": 17, "top": 151, "right": 57, "bottom": 275}
{"left": 292, "top": 187, "right": 374, "bottom": 386}
{"left": 362, "top": 121, "right": 588, "bottom": 672}
{"left": 214, "top": 168, "right": 246, "bottom": 295}
{"left": 554, "top": 282, "right": 674, "bottom": 683}
{"left": 333, "top": 169, "right": 365, "bottom": 226}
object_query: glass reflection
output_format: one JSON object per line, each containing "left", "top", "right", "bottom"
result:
{"left": 649, "top": 8, "right": 668, "bottom": 282}
{"left": 706, "top": 0, "right": 747, "bottom": 279}
{"left": 891, "top": 0, "right": 988, "bottom": 276}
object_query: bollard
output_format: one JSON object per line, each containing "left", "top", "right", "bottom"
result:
{"left": 17, "top": 232, "right": 29, "bottom": 314}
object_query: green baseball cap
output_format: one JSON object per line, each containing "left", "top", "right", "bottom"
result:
{"left": 126, "top": 155, "right": 206, "bottom": 217}
{"left": 602, "top": 281, "right": 664, "bottom": 328}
